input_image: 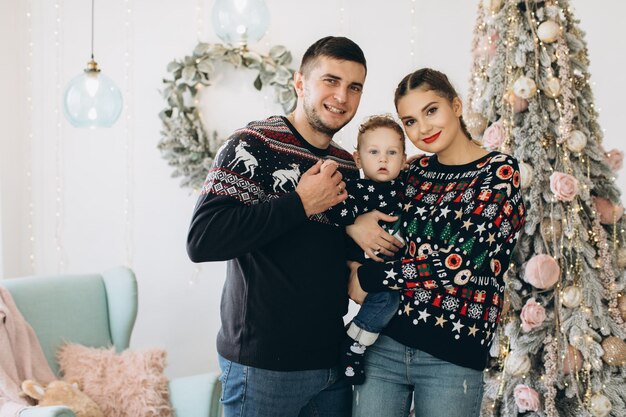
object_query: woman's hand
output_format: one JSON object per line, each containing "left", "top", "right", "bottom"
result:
{"left": 404, "top": 153, "right": 426, "bottom": 169}
{"left": 346, "top": 210, "right": 404, "bottom": 262}
{"left": 347, "top": 261, "right": 367, "bottom": 304}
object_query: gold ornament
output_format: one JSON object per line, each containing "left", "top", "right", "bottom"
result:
{"left": 561, "top": 286, "right": 583, "bottom": 308}
{"left": 465, "top": 111, "right": 488, "bottom": 138}
{"left": 504, "top": 89, "right": 528, "bottom": 113}
{"left": 617, "top": 248, "right": 626, "bottom": 269}
{"left": 562, "top": 345, "right": 583, "bottom": 375}
{"left": 601, "top": 336, "right": 626, "bottom": 366}
{"left": 540, "top": 218, "right": 562, "bottom": 243}
{"left": 573, "top": 75, "right": 587, "bottom": 90}
{"left": 618, "top": 294, "right": 626, "bottom": 321}
{"left": 544, "top": 75, "right": 561, "bottom": 98}
{"left": 589, "top": 393, "right": 612, "bottom": 417}
{"left": 505, "top": 353, "right": 531, "bottom": 376}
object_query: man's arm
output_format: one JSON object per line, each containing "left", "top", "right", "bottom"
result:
{"left": 187, "top": 191, "right": 307, "bottom": 262}
{"left": 187, "top": 136, "right": 347, "bottom": 262}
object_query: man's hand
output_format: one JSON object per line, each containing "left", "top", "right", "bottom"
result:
{"left": 346, "top": 210, "right": 404, "bottom": 262}
{"left": 296, "top": 160, "right": 347, "bottom": 217}
{"left": 348, "top": 261, "right": 367, "bottom": 304}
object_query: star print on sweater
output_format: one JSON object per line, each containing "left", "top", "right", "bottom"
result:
{"left": 326, "top": 179, "right": 404, "bottom": 225}
{"left": 357, "top": 151, "right": 525, "bottom": 371}
{"left": 325, "top": 178, "right": 404, "bottom": 261}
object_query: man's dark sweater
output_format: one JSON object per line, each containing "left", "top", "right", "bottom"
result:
{"left": 187, "top": 116, "right": 359, "bottom": 371}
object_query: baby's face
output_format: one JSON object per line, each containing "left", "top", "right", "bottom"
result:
{"left": 354, "top": 127, "right": 406, "bottom": 182}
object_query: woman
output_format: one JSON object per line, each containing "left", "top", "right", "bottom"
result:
{"left": 346, "top": 68, "right": 525, "bottom": 417}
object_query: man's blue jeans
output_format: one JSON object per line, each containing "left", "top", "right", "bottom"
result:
{"left": 218, "top": 355, "right": 352, "bottom": 417}
{"left": 352, "top": 336, "right": 484, "bottom": 417}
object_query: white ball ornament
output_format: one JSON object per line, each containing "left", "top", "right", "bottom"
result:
{"left": 589, "top": 393, "right": 612, "bottom": 417}
{"left": 537, "top": 20, "right": 561, "bottom": 43}
{"left": 561, "top": 286, "right": 583, "bottom": 308}
{"left": 519, "top": 162, "right": 533, "bottom": 189}
{"left": 482, "top": 0, "right": 503, "bottom": 13}
{"left": 544, "top": 75, "right": 561, "bottom": 98}
{"left": 505, "top": 353, "right": 531, "bottom": 376}
{"left": 513, "top": 76, "right": 537, "bottom": 99}
{"left": 566, "top": 130, "right": 587, "bottom": 152}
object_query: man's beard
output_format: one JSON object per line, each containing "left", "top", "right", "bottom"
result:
{"left": 302, "top": 90, "right": 349, "bottom": 137}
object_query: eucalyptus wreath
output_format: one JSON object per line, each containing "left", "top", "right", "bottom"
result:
{"left": 158, "top": 42, "right": 297, "bottom": 190}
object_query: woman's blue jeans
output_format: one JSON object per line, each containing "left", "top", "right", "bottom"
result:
{"left": 218, "top": 355, "right": 352, "bottom": 417}
{"left": 352, "top": 336, "right": 484, "bottom": 417}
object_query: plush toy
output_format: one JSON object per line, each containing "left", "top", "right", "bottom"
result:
{"left": 21, "top": 380, "right": 104, "bottom": 417}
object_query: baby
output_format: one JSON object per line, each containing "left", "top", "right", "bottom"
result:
{"left": 324, "top": 114, "right": 406, "bottom": 385}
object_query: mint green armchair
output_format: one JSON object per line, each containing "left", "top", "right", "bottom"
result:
{"left": 2, "top": 266, "right": 222, "bottom": 417}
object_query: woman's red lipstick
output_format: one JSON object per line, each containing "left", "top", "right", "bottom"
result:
{"left": 422, "top": 132, "right": 441, "bottom": 144}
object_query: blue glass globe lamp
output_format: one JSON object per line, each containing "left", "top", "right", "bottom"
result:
{"left": 63, "top": 59, "right": 123, "bottom": 128}
{"left": 211, "top": 0, "right": 270, "bottom": 46}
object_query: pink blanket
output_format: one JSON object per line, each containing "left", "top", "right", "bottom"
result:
{"left": 0, "top": 286, "right": 55, "bottom": 417}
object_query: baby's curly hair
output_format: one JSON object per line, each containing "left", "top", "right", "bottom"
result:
{"left": 356, "top": 114, "right": 406, "bottom": 152}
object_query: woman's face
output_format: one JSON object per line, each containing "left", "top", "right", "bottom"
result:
{"left": 396, "top": 87, "right": 464, "bottom": 156}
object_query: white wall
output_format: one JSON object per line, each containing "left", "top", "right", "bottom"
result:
{"left": 1, "top": 0, "right": 624, "bottom": 378}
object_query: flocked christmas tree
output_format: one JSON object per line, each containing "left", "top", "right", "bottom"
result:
{"left": 466, "top": 1, "right": 626, "bottom": 416}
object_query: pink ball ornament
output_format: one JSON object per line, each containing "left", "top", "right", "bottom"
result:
{"left": 524, "top": 254, "right": 560, "bottom": 289}
{"left": 594, "top": 197, "right": 625, "bottom": 225}
{"left": 604, "top": 149, "right": 624, "bottom": 172}
{"left": 504, "top": 90, "right": 529, "bottom": 113}
{"left": 562, "top": 345, "right": 583, "bottom": 375}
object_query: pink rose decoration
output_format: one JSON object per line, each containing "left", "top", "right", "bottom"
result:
{"left": 482, "top": 121, "right": 506, "bottom": 150}
{"left": 605, "top": 149, "right": 624, "bottom": 172}
{"left": 520, "top": 298, "right": 546, "bottom": 332}
{"left": 524, "top": 254, "right": 560, "bottom": 289}
{"left": 549, "top": 172, "right": 579, "bottom": 201}
{"left": 594, "top": 197, "right": 625, "bottom": 225}
{"left": 514, "top": 384, "right": 540, "bottom": 412}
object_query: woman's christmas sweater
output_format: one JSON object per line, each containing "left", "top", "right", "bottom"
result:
{"left": 358, "top": 151, "right": 525, "bottom": 370}
{"left": 187, "top": 115, "right": 359, "bottom": 371}
{"left": 325, "top": 178, "right": 404, "bottom": 261}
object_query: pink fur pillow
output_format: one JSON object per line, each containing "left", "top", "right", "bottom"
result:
{"left": 57, "top": 343, "right": 172, "bottom": 417}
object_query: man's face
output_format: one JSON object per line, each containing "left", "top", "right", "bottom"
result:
{"left": 295, "top": 56, "right": 366, "bottom": 137}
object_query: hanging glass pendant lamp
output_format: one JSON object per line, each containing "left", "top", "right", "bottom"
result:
{"left": 211, "top": 0, "right": 270, "bottom": 47}
{"left": 63, "top": 0, "right": 122, "bottom": 128}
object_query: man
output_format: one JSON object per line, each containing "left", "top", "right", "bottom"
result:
{"left": 187, "top": 36, "right": 367, "bottom": 417}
